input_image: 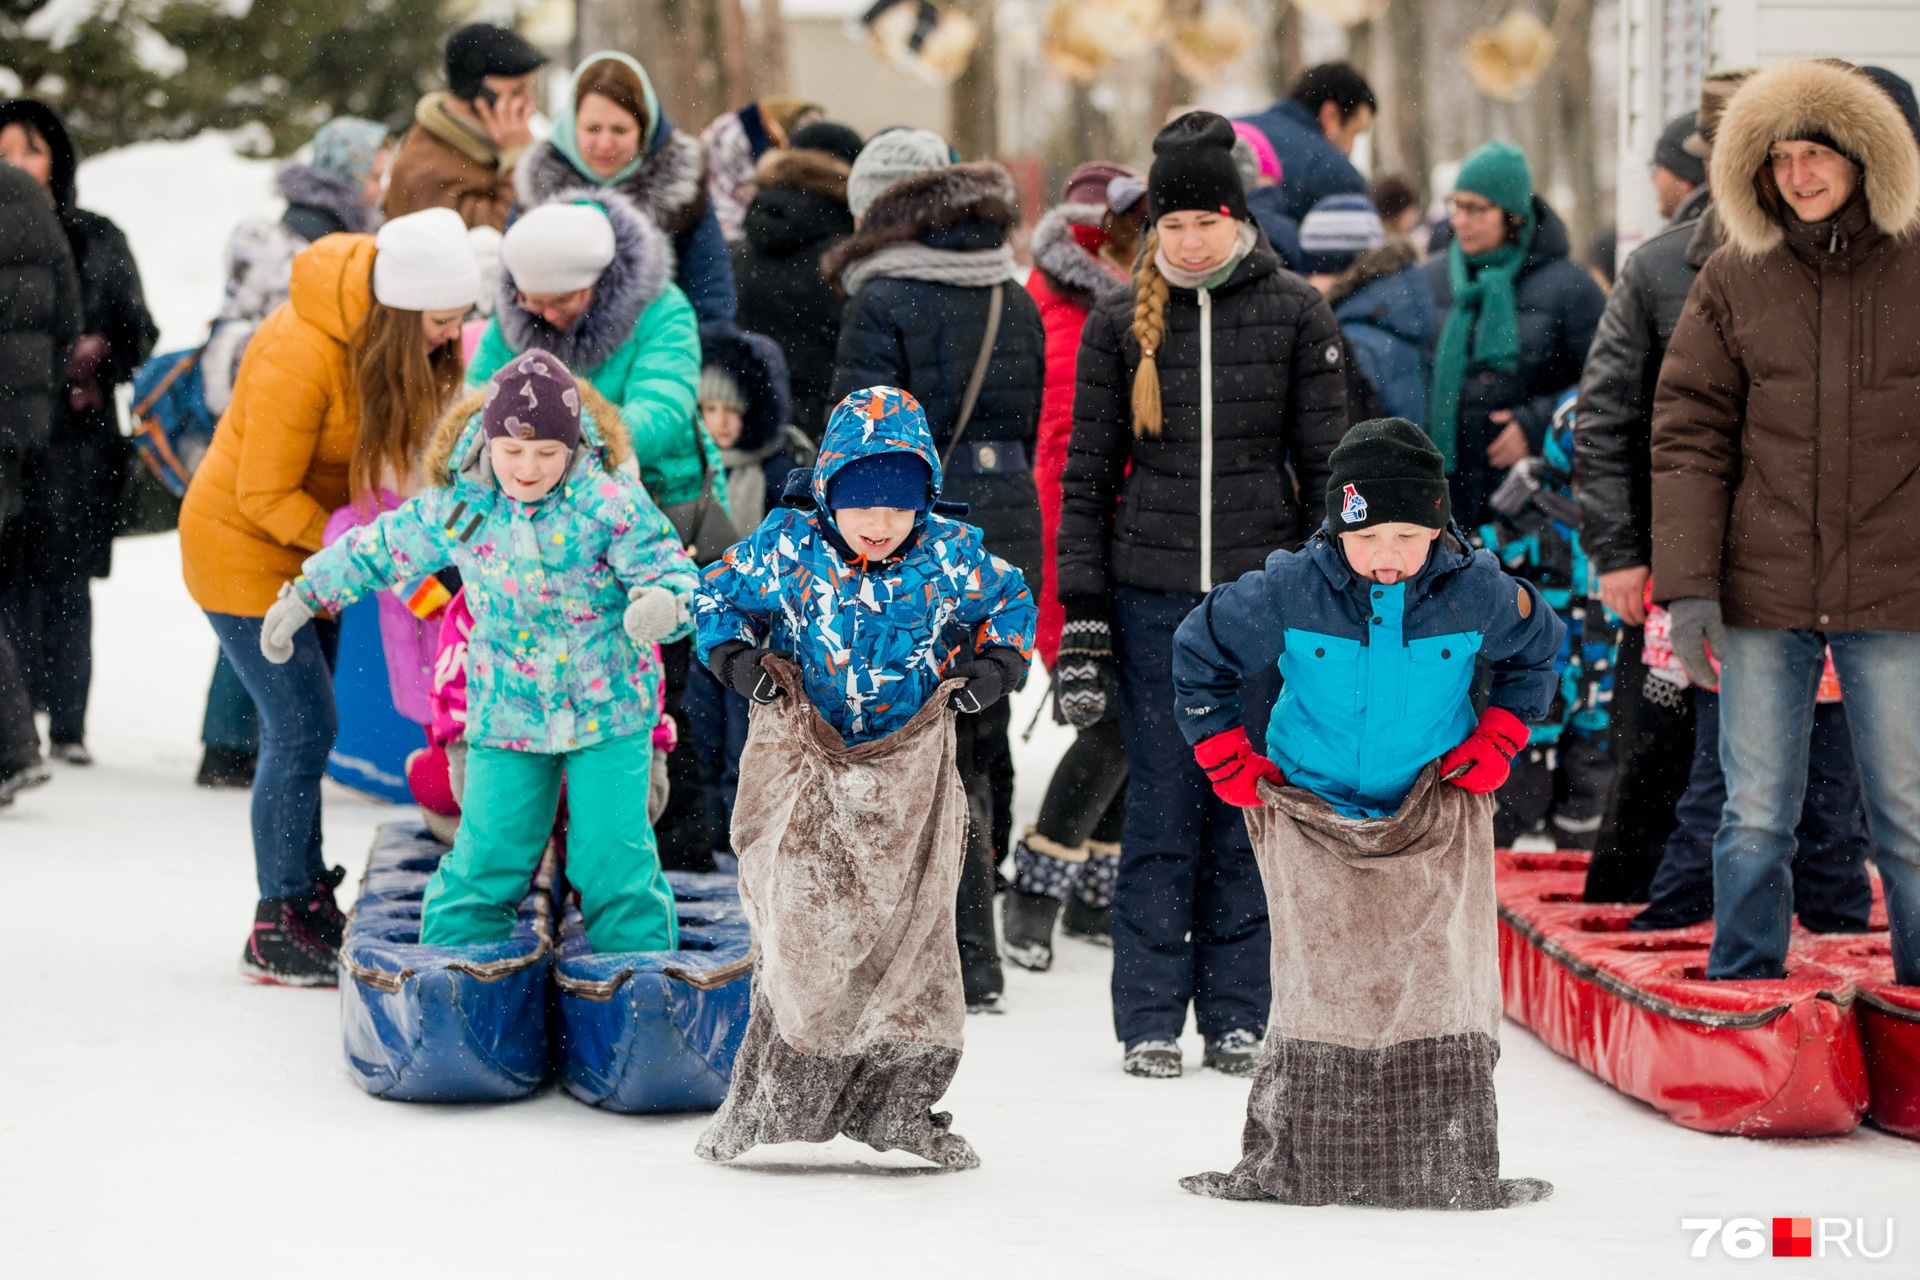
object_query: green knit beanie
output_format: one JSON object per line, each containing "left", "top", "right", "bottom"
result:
{"left": 1455, "top": 140, "right": 1534, "bottom": 220}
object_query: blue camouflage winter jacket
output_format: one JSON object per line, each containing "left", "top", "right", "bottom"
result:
{"left": 695, "top": 386, "right": 1037, "bottom": 744}
{"left": 1172, "top": 524, "right": 1565, "bottom": 818}
{"left": 294, "top": 382, "right": 699, "bottom": 754}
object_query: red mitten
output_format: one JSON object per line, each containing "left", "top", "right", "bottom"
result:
{"left": 1438, "top": 707, "right": 1530, "bottom": 793}
{"left": 1193, "top": 726, "right": 1285, "bottom": 807}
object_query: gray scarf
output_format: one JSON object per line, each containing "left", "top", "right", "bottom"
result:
{"left": 841, "top": 242, "right": 1019, "bottom": 297}
{"left": 1154, "top": 223, "right": 1257, "bottom": 290}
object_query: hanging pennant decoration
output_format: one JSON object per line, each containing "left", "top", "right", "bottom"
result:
{"left": 1464, "top": 9, "right": 1558, "bottom": 102}
{"left": 856, "top": 0, "right": 981, "bottom": 86}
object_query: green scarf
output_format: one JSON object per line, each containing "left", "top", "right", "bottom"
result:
{"left": 1427, "top": 221, "right": 1534, "bottom": 474}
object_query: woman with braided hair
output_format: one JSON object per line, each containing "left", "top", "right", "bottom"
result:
{"left": 1056, "top": 111, "right": 1350, "bottom": 1078}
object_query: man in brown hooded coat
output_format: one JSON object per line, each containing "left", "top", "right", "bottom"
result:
{"left": 1651, "top": 58, "right": 1920, "bottom": 987}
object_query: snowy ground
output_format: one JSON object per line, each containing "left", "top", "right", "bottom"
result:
{"left": 2, "top": 134, "right": 1913, "bottom": 1276}
{"left": 3, "top": 534, "right": 1917, "bottom": 1279}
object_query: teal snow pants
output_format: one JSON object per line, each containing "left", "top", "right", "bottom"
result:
{"left": 420, "top": 733, "right": 678, "bottom": 953}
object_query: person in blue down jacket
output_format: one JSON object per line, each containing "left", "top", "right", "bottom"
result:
{"left": 1304, "top": 197, "right": 1438, "bottom": 427}
{"left": 1235, "top": 62, "right": 1374, "bottom": 225}
{"left": 1171, "top": 418, "right": 1563, "bottom": 823}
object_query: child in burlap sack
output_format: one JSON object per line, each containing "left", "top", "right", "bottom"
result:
{"left": 1171, "top": 417, "right": 1565, "bottom": 1209}
{"left": 691, "top": 386, "right": 1035, "bottom": 1168}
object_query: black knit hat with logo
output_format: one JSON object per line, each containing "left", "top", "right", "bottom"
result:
{"left": 1147, "top": 111, "right": 1249, "bottom": 222}
{"left": 1324, "top": 417, "right": 1451, "bottom": 531}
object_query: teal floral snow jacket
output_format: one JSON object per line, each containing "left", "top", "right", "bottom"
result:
{"left": 293, "top": 384, "right": 698, "bottom": 754}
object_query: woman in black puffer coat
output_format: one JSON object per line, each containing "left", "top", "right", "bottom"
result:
{"left": 732, "top": 122, "right": 861, "bottom": 439}
{"left": 0, "top": 159, "right": 80, "bottom": 800}
{"left": 0, "top": 98, "right": 158, "bottom": 766}
{"left": 824, "top": 145, "right": 1046, "bottom": 1014}
{"left": 1057, "top": 112, "right": 1348, "bottom": 1079}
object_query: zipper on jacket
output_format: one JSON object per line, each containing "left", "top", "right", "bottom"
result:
{"left": 1199, "top": 285, "right": 1215, "bottom": 591}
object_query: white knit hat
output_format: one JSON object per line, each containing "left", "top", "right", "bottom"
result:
{"left": 847, "top": 128, "right": 951, "bottom": 220}
{"left": 371, "top": 208, "right": 482, "bottom": 311}
{"left": 501, "top": 202, "right": 618, "bottom": 294}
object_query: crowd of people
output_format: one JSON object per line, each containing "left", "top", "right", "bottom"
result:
{"left": 1, "top": 22, "right": 1916, "bottom": 1193}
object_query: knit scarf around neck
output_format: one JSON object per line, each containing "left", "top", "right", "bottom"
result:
{"left": 1427, "top": 222, "right": 1533, "bottom": 474}
{"left": 1153, "top": 223, "right": 1257, "bottom": 290}
{"left": 839, "top": 241, "right": 1018, "bottom": 296}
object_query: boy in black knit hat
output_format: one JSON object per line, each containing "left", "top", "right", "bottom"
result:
{"left": 1166, "top": 416, "right": 1566, "bottom": 1210}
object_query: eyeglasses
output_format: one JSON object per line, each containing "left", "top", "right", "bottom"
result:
{"left": 1447, "top": 195, "right": 1502, "bottom": 219}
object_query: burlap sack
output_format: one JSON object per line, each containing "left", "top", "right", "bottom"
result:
{"left": 695, "top": 656, "right": 979, "bottom": 1168}
{"left": 1182, "top": 765, "right": 1551, "bottom": 1209}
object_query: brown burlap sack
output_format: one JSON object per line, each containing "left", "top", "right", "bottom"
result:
{"left": 1182, "top": 764, "right": 1551, "bottom": 1209}
{"left": 695, "top": 656, "right": 979, "bottom": 1169}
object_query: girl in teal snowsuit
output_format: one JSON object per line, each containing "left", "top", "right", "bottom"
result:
{"left": 259, "top": 351, "right": 700, "bottom": 952}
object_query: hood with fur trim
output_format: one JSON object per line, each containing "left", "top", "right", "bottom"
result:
{"left": 277, "top": 162, "right": 377, "bottom": 236}
{"left": 495, "top": 185, "right": 672, "bottom": 374}
{"left": 423, "top": 378, "right": 633, "bottom": 487}
{"left": 1029, "top": 201, "right": 1131, "bottom": 309}
{"left": 820, "top": 162, "right": 1020, "bottom": 286}
{"left": 755, "top": 146, "right": 851, "bottom": 205}
{"left": 519, "top": 124, "right": 711, "bottom": 238}
{"left": 1712, "top": 59, "right": 1920, "bottom": 260}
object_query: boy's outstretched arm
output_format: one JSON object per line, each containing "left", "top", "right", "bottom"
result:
{"left": 1172, "top": 564, "right": 1290, "bottom": 807}
{"left": 294, "top": 490, "right": 459, "bottom": 614}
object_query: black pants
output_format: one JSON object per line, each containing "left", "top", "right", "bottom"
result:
{"left": 1035, "top": 717, "right": 1127, "bottom": 848}
{"left": 1583, "top": 626, "right": 1695, "bottom": 901}
{"left": 654, "top": 638, "right": 715, "bottom": 873}
{"left": 0, "top": 625, "right": 37, "bottom": 774}
{"left": 955, "top": 695, "right": 1012, "bottom": 1003}
{"left": 0, "top": 578, "right": 91, "bottom": 744}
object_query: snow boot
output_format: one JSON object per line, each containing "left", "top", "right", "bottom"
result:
{"left": 239, "top": 899, "right": 338, "bottom": 987}
{"left": 1203, "top": 1028, "right": 1263, "bottom": 1077}
{"left": 302, "top": 865, "right": 349, "bottom": 949}
{"left": 1061, "top": 841, "right": 1118, "bottom": 944}
{"left": 49, "top": 741, "right": 92, "bottom": 766}
{"left": 1001, "top": 890, "right": 1061, "bottom": 971}
{"left": 1124, "top": 1038, "right": 1183, "bottom": 1079}
{"left": 0, "top": 760, "right": 52, "bottom": 807}
{"left": 196, "top": 746, "right": 256, "bottom": 789}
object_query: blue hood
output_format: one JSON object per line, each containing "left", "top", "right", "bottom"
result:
{"left": 1333, "top": 266, "right": 1438, "bottom": 347}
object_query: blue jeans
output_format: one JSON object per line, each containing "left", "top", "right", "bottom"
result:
{"left": 1710, "top": 628, "right": 1920, "bottom": 984}
{"left": 1110, "top": 587, "right": 1279, "bottom": 1047}
{"left": 201, "top": 648, "right": 261, "bottom": 753}
{"left": 206, "top": 611, "right": 340, "bottom": 901}
{"left": 1636, "top": 690, "right": 1873, "bottom": 932}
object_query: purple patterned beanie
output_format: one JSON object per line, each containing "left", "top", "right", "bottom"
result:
{"left": 482, "top": 350, "right": 582, "bottom": 449}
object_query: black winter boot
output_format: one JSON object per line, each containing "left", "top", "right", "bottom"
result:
{"left": 0, "top": 759, "right": 51, "bottom": 807}
{"left": 196, "top": 746, "right": 256, "bottom": 789}
{"left": 302, "top": 865, "right": 349, "bottom": 949}
{"left": 1001, "top": 891, "right": 1062, "bottom": 971}
{"left": 1203, "top": 1028, "right": 1263, "bottom": 1076}
{"left": 239, "top": 899, "right": 338, "bottom": 987}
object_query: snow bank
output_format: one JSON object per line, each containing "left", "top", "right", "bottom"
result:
{"left": 77, "top": 132, "right": 282, "bottom": 350}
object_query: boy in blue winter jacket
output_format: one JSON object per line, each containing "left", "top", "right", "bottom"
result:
{"left": 695, "top": 386, "right": 1036, "bottom": 742}
{"left": 261, "top": 351, "right": 699, "bottom": 954}
{"left": 1173, "top": 416, "right": 1565, "bottom": 818}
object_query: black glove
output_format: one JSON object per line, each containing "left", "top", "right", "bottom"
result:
{"left": 948, "top": 646, "right": 1026, "bottom": 714}
{"left": 1054, "top": 610, "right": 1116, "bottom": 729}
{"left": 708, "top": 640, "right": 787, "bottom": 704}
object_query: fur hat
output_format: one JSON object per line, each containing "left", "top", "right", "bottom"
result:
{"left": 1711, "top": 59, "right": 1920, "bottom": 259}
{"left": 1148, "top": 111, "right": 1247, "bottom": 222}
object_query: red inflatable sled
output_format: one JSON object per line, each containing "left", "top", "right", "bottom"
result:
{"left": 1796, "top": 930, "right": 1920, "bottom": 1140}
{"left": 1497, "top": 850, "right": 1871, "bottom": 1137}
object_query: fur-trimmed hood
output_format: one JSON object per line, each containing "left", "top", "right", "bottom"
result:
{"left": 277, "top": 162, "right": 376, "bottom": 236}
{"left": 1323, "top": 239, "right": 1420, "bottom": 308}
{"left": 755, "top": 146, "right": 851, "bottom": 205}
{"left": 422, "top": 378, "right": 633, "bottom": 488}
{"left": 495, "top": 185, "right": 673, "bottom": 374}
{"left": 519, "top": 124, "right": 711, "bottom": 238}
{"left": 1711, "top": 59, "right": 1920, "bottom": 259}
{"left": 820, "top": 162, "right": 1020, "bottom": 285}
{"left": 1030, "top": 201, "right": 1131, "bottom": 309}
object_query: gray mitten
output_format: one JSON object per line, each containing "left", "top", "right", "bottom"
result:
{"left": 260, "top": 583, "right": 315, "bottom": 665}
{"left": 648, "top": 744, "right": 670, "bottom": 823}
{"left": 624, "top": 585, "right": 687, "bottom": 645}
{"left": 1666, "top": 596, "right": 1727, "bottom": 689}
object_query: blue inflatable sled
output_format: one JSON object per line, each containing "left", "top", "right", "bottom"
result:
{"left": 552, "top": 871, "right": 755, "bottom": 1114}
{"left": 339, "top": 822, "right": 754, "bottom": 1111}
{"left": 339, "top": 821, "right": 556, "bottom": 1102}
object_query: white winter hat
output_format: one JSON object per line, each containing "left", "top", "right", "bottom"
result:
{"left": 371, "top": 208, "right": 482, "bottom": 311}
{"left": 848, "top": 128, "right": 951, "bottom": 220}
{"left": 501, "top": 201, "right": 618, "bottom": 294}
